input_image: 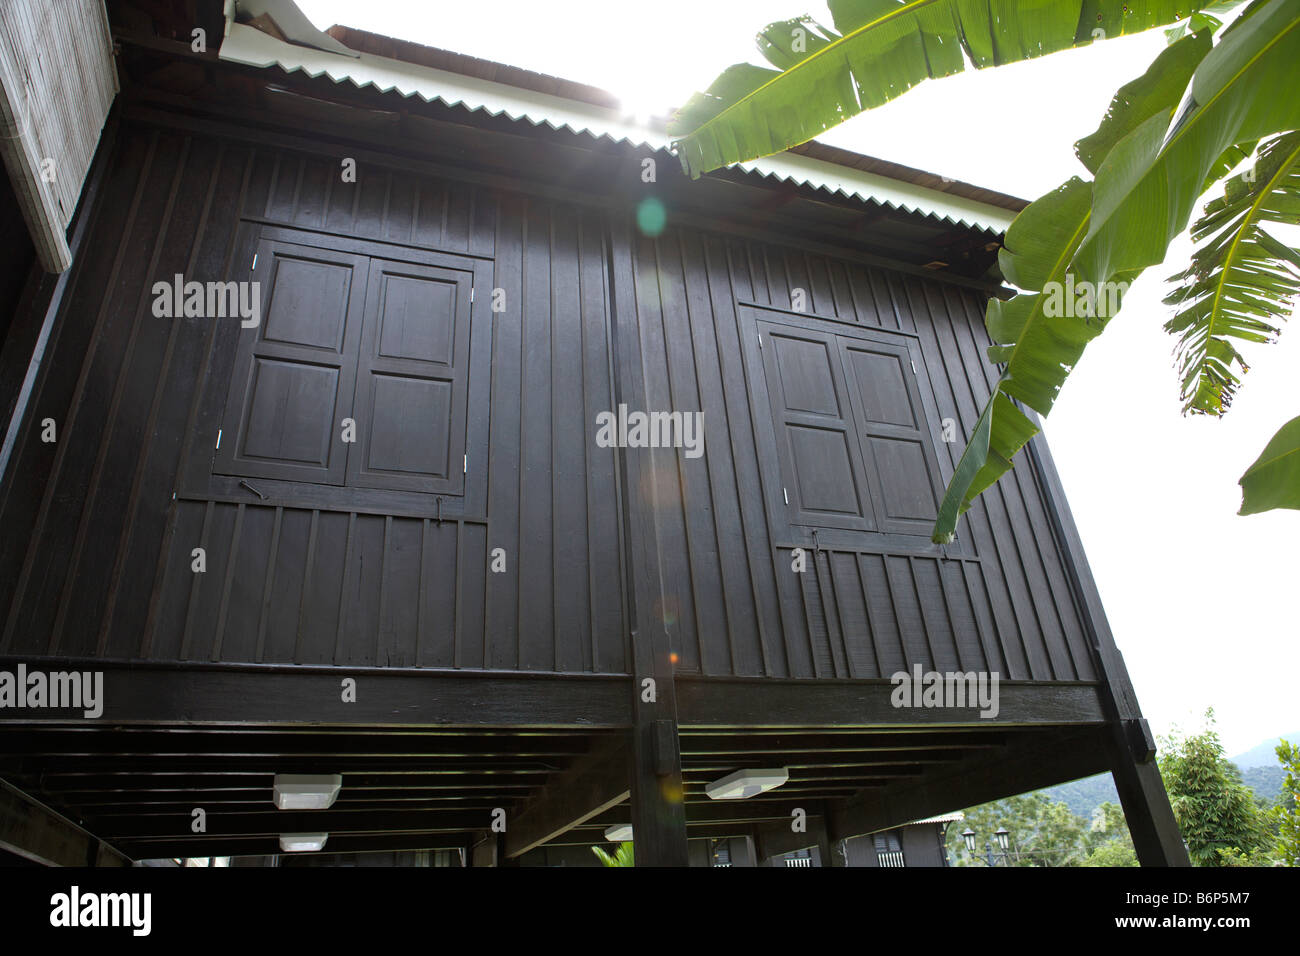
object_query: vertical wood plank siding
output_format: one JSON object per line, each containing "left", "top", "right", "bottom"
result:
{"left": 0, "top": 119, "right": 1095, "bottom": 682}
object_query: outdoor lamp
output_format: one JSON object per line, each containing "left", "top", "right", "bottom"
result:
{"left": 279, "top": 833, "right": 328, "bottom": 852}
{"left": 995, "top": 827, "right": 1010, "bottom": 851}
{"left": 272, "top": 773, "right": 342, "bottom": 810}
{"left": 962, "top": 828, "right": 976, "bottom": 853}
{"left": 704, "top": 767, "right": 789, "bottom": 799}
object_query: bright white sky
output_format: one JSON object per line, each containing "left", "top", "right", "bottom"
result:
{"left": 298, "top": 0, "right": 1299, "bottom": 755}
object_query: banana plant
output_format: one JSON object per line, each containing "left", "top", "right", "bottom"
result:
{"left": 591, "top": 841, "right": 634, "bottom": 866}
{"left": 1164, "top": 131, "right": 1300, "bottom": 415}
{"left": 668, "top": 0, "right": 1300, "bottom": 536}
{"left": 934, "top": 32, "right": 1211, "bottom": 541}
{"left": 668, "top": 0, "right": 1213, "bottom": 179}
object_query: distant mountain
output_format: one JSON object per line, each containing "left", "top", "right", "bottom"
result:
{"left": 1230, "top": 734, "right": 1300, "bottom": 769}
{"left": 1042, "top": 774, "right": 1119, "bottom": 818}
{"left": 1236, "top": 765, "right": 1286, "bottom": 803}
{"left": 1037, "top": 733, "right": 1295, "bottom": 819}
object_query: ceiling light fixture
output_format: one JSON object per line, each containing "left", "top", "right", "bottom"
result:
{"left": 279, "top": 833, "right": 328, "bottom": 853}
{"left": 705, "top": 768, "right": 789, "bottom": 800}
{"left": 272, "top": 774, "right": 342, "bottom": 810}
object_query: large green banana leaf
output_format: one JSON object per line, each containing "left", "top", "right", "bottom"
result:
{"left": 931, "top": 32, "right": 1213, "bottom": 542}
{"left": 668, "top": 0, "right": 1212, "bottom": 177}
{"left": 1164, "top": 131, "right": 1300, "bottom": 415}
{"left": 1073, "top": 0, "right": 1300, "bottom": 287}
{"left": 1239, "top": 415, "right": 1300, "bottom": 514}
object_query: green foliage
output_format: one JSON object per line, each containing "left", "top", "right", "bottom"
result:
{"left": 1238, "top": 415, "right": 1300, "bottom": 514}
{"left": 590, "top": 841, "right": 634, "bottom": 867}
{"left": 1164, "top": 132, "right": 1300, "bottom": 415}
{"left": 668, "top": 1, "right": 1211, "bottom": 179}
{"left": 1271, "top": 739, "right": 1300, "bottom": 866}
{"left": 1158, "top": 710, "right": 1272, "bottom": 865}
{"left": 671, "top": 0, "right": 1300, "bottom": 534}
{"left": 947, "top": 792, "right": 1135, "bottom": 867}
{"left": 933, "top": 33, "right": 1210, "bottom": 540}
{"left": 1083, "top": 839, "right": 1139, "bottom": 866}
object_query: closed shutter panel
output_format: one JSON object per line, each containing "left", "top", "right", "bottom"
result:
{"left": 346, "top": 258, "right": 473, "bottom": 495}
{"left": 213, "top": 239, "right": 369, "bottom": 485}
{"left": 759, "top": 321, "right": 874, "bottom": 532}
{"left": 874, "top": 830, "right": 906, "bottom": 867}
{"left": 840, "top": 339, "right": 940, "bottom": 535}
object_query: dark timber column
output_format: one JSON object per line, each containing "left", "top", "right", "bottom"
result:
{"left": 605, "top": 212, "right": 688, "bottom": 866}
{"left": 1025, "top": 433, "right": 1188, "bottom": 866}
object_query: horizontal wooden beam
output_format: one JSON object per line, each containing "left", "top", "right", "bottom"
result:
{"left": 0, "top": 660, "right": 630, "bottom": 728}
{"left": 27, "top": 774, "right": 546, "bottom": 794}
{"left": 96, "top": 807, "right": 493, "bottom": 840}
{"left": 676, "top": 679, "right": 1105, "bottom": 728}
{"left": 503, "top": 738, "right": 629, "bottom": 858}
{"left": 0, "top": 729, "right": 597, "bottom": 757}
{"left": 0, "top": 778, "right": 129, "bottom": 866}
{"left": 680, "top": 732, "right": 1008, "bottom": 754}
{"left": 117, "top": 831, "right": 472, "bottom": 860}
{"left": 5, "top": 755, "right": 565, "bottom": 774}
{"left": 826, "top": 727, "right": 1111, "bottom": 842}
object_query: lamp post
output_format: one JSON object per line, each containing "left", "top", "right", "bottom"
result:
{"left": 961, "top": 826, "right": 1013, "bottom": 866}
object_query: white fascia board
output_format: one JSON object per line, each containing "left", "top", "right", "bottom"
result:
{"left": 736, "top": 151, "right": 1015, "bottom": 233}
{"left": 220, "top": 22, "right": 662, "bottom": 148}
{"left": 219, "top": 22, "right": 1014, "bottom": 234}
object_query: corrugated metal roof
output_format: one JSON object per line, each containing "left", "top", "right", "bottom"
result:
{"left": 217, "top": 11, "right": 1019, "bottom": 234}
{"left": 908, "top": 811, "right": 966, "bottom": 825}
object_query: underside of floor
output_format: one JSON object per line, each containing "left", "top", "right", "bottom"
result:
{"left": 0, "top": 716, "right": 1114, "bottom": 864}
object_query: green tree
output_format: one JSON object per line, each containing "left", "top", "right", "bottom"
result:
{"left": 1083, "top": 840, "right": 1139, "bottom": 867}
{"left": 1268, "top": 738, "right": 1299, "bottom": 865}
{"left": 591, "top": 841, "right": 634, "bottom": 866}
{"left": 1081, "top": 801, "right": 1139, "bottom": 866}
{"left": 948, "top": 793, "right": 1090, "bottom": 866}
{"left": 669, "top": 1, "right": 1300, "bottom": 536}
{"left": 1158, "top": 710, "right": 1271, "bottom": 865}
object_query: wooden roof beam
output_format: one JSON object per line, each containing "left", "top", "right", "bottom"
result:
{"left": 502, "top": 737, "right": 629, "bottom": 859}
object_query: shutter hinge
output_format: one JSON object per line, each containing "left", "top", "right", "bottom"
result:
{"left": 783, "top": 487, "right": 789, "bottom": 506}
{"left": 470, "top": 287, "right": 475, "bottom": 303}
{"left": 758, "top": 332, "right": 764, "bottom": 349}
{"left": 251, "top": 253, "right": 258, "bottom": 271}
{"left": 910, "top": 361, "right": 917, "bottom": 374}
{"left": 463, "top": 454, "right": 468, "bottom": 474}
{"left": 215, "top": 428, "right": 222, "bottom": 450}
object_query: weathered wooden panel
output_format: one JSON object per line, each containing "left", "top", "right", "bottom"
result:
{"left": 622, "top": 225, "right": 1097, "bottom": 681}
{"left": 0, "top": 112, "right": 1097, "bottom": 686}
{"left": 0, "top": 119, "right": 627, "bottom": 674}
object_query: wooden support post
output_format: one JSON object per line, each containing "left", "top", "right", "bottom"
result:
{"left": 1107, "top": 718, "right": 1189, "bottom": 867}
{"left": 606, "top": 215, "right": 688, "bottom": 866}
{"left": 470, "top": 831, "right": 497, "bottom": 867}
{"left": 819, "top": 802, "right": 846, "bottom": 867}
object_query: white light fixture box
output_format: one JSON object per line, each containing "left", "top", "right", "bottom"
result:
{"left": 279, "top": 833, "right": 329, "bottom": 852}
{"left": 603, "top": 824, "right": 633, "bottom": 841}
{"left": 272, "top": 773, "right": 342, "bottom": 810}
{"left": 705, "top": 768, "right": 789, "bottom": 800}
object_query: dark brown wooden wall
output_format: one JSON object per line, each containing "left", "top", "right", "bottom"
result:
{"left": 0, "top": 113, "right": 1095, "bottom": 683}
{"left": 0, "top": 118, "right": 627, "bottom": 673}
{"left": 620, "top": 226, "right": 1096, "bottom": 681}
